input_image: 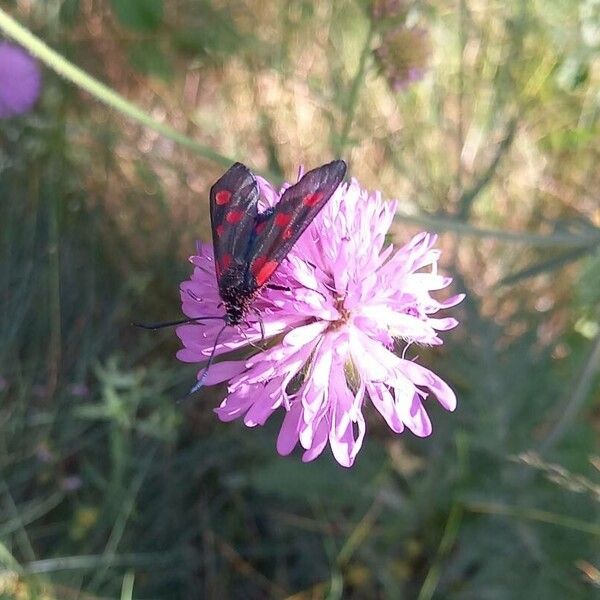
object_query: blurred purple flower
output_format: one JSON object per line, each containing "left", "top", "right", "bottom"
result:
{"left": 0, "top": 41, "right": 41, "bottom": 118}
{"left": 177, "top": 173, "right": 463, "bottom": 467}
{"left": 67, "top": 383, "right": 90, "bottom": 397}
{"left": 371, "top": 0, "right": 407, "bottom": 20}
{"left": 35, "top": 443, "right": 55, "bottom": 464}
{"left": 374, "top": 26, "right": 430, "bottom": 92}
{"left": 61, "top": 475, "right": 83, "bottom": 492}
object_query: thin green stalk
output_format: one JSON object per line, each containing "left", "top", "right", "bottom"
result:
{"left": 121, "top": 571, "right": 135, "bottom": 600}
{"left": 0, "top": 478, "right": 36, "bottom": 563}
{"left": 90, "top": 447, "right": 157, "bottom": 590}
{"left": 338, "top": 18, "right": 375, "bottom": 154}
{"left": 0, "top": 8, "right": 233, "bottom": 167}
{"left": 17, "top": 552, "right": 174, "bottom": 574}
{"left": 47, "top": 116, "right": 64, "bottom": 398}
{"left": 417, "top": 503, "right": 464, "bottom": 600}
{"left": 456, "top": 0, "right": 466, "bottom": 193}
{"left": 0, "top": 491, "right": 64, "bottom": 539}
{"left": 395, "top": 212, "right": 600, "bottom": 248}
{"left": 538, "top": 332, "right": 600, "bottom": 453}
{"left": 336, "top": 497, "right": 383, "bottom": 567}
{"left": 466, "top": 501, "right": 600, "bottom": 536}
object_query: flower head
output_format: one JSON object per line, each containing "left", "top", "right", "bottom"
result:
{"left": 371, "top": 0, "right": 408, "bottom": 20}
{"left": 0, "top": 41, "right": 41, "bottom": 119}
{"left": 177, "top": 171, "right": 463, "bottom": 467}
{"left": 374, "top": 26, "right": 430, "bottom": 92}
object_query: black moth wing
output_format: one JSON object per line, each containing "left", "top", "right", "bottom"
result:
{"left": 209, "top": 162, "right": 260, "bottom": 286}
{"left": 247, "top": 160, "right": 346, "bottom": 287}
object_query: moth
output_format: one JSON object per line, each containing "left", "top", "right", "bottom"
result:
{"left": 210, "top": 160, "right": 347, "bottom": 325}
{"left": 137, "top": 160, "right": 347, "bottom": 393}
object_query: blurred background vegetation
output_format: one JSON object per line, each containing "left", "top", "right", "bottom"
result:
{"left": 1, "top": 0, "right": 599, "bottom": 598}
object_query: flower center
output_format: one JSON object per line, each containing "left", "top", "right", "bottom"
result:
{"left": 329, "top": 294, "right": 351, "bottom": 330}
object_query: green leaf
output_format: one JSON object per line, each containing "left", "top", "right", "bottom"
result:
{"left": 109, "top": 0, "right": 163, "bottom": 31}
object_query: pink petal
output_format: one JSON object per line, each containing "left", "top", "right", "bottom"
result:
{"left": 329, "top": 381, "right": 366, "bottom": 467}
{"left": 349, "top": 329, "right": 395, "bottom": 381}
{"left": 397, "top": 393, "right": 432, "bottom": 437}
{"left": 367, "top": 382, "right": 405, "bottom": 433}
{"left": 306, "top": 337, "right": 333, "bottom": 399}
{"left": 277, "top": 401, "right": 302, "bottom": 455}
{"left": 409, "top": 273, "right": 453, "bottom": 290}
{"left": 428, "top": 317, "right": 459, "bottom": 331}
{"left": 299, "top": 381, "right": 327, "bottom": 445}
{"left": 301, "top": 416, "right": 329, "bottom": 462}
{"left": 176, "top": 348, "right": 206, "bottom": 363}
{"left": 244, "top": 385, "right": 282, "bottom": 426}
{"left": 283, "top": 321, "right": 328, "bottom": 347}
{"left": 256, "top": 176, "right": 281, "bottom": 209}
{"left": 202, "top": 361, "right": 246, "bottom": 385}
{"left": 214, "top": 386, "right": 253, "bottom": 422}
{"left": 437, "top": 293, "right": 465, "bottom": 308}
{"left": 397, "top": 360, "right": 457, "bottom": 411}
{"left": 329, "top": 414, "right": 365, "bottom": 467}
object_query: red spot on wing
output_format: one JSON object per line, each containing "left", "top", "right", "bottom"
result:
{"left": 251, "top": 255, "right": 279, "bottom": 286}
{"left": 216, "top": 224, "right": 225, "bottom": 237}
{"left": 302, "top": 191, "right": 324, "bottom": 207}
{"left": 215, "top": 190, "right": 232, "bottom": 205}
{"left": 274, "top": 212, "right": 292, "bottom": 227}
{"left": 220, "top": 253, "right": 233, "bottom": 273}
{"left": 226, "top": 210, "right": 244, "bottom": 224}
{"left": 251, "top": 255, "right": 266, "bottom": 275}
{"left": 254, "top": 260, "right": 279, "bottom": 287}
{"left": 283, "top": 227, "right": 293, "bottom": 240}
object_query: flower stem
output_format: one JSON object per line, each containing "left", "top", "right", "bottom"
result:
{"left": 465, "top": 501, "right": 600, "bottom": 536}
{"left": 537, "top": 331, "right": 600, "bottom": 453}
{"left": 417, "top": 502, "right": 464, "bottom": 600}
{"left": 0, "top": 8, "right": 233, "bottom": 167}
{"left": 337, "top": 18, "right": 375, "bottom": 155}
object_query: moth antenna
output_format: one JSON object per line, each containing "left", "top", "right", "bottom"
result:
{"left": 184, "top": 322, "right": 229, "bottom": 397}
{"left": 133, "top": 316, "right": 224, "bottom": 330}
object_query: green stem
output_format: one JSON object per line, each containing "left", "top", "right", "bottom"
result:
{"left": 0, "top": 8, "right": 233, "bottom": 167}
{"left": 395, "top": 212, "right": 600, "bottom": 248}
{"left": 538, "top": 331, "right": 600, "bottom": 453}
{"left": 417, "top": 503, "right": 463, "bottom": 600}
{"left": 338, "top": 18, "right": 374, "bottom": 154}
{"left": 466, "top": 501, "right": 600, "bottom": 536}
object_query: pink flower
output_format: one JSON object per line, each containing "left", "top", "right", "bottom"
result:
{"left": 0, "top": 42, "right": 41, "bottom": 118}
{"left": 374, "top": 26, "right": 430, "bottom": 92}
{"left": 177, "top": 172, "right": 463, "bottom": 467}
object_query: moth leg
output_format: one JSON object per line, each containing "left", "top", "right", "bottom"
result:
{"left": 240, "top": 323, "right": 264, "bottom": 351}
{"left": 266, "top": 283, "right": 290, "bottom": 291}
{"left": 248, "top": 308, "right": 267, "bottom": 344}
